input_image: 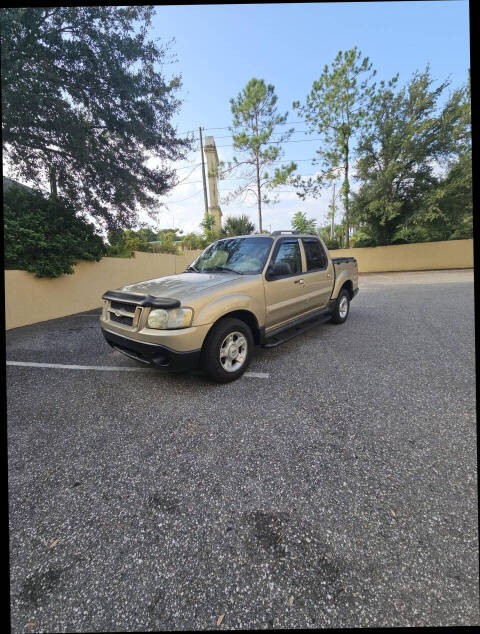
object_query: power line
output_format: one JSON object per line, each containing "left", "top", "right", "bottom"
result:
{"left": 215, "top": 138, "right": 324, "bottom": 148}
{"left": 177, "top": 120, "right": 306, "bottom": 136}
{"left": 183, "top": 138, "right": 325, "bottom": 151}
{"left": 161, "top": 189, "right": 203, "bottom": 204}
{"left": 175, "top": 162, "right": 201, "bottom": 170}
{"left": 168, "top": 157, "right": 319, "bottom": 179}
{"left": 174, "top": 172, "right": 322, "bottom": 186}
{"left": 207, "top": 129, "right": 312, "bottom": 140}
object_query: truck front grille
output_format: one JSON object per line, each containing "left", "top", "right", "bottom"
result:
{"left": 106, "top": 299, "right": 141, "bottom": 329}
{"left": 110, "top": 313, "right": 134, "bottom": 327}
{"left": 110, "top": 300, "right": 136, "bottom": 314}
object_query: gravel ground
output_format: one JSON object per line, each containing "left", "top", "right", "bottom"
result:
{"left": 7, "top": 269, "right": 478, "bottom": 631}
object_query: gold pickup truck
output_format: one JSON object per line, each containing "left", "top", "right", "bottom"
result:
{"left": 100, "top": 231, "right": 358, "bottom": 382}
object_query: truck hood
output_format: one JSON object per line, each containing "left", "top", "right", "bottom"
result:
{"left": 118, "top": 272, "right": 240, "bottom": 304}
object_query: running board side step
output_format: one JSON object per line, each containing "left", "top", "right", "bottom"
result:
{"left": 261, "top": 309, "right": 332, "bottom": 348}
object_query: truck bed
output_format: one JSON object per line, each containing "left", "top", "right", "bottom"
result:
{"left": 332, "top": 256, "right": 357, "bottom": 264}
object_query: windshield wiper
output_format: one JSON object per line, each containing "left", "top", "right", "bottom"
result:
{"left": 185, "top": 265, "right": 199, "bottom": 272}
{"left": 210, "top": 266, "right": 243, "bottom": 274}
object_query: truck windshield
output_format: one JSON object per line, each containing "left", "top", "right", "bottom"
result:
{"left": 191, "top": 237, "right": 273, "bottom": 275}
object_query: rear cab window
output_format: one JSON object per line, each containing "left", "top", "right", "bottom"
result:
{"left": 302, "top": 238, "right": 328, "bottom": 271}
{"left": 270, "top": 239, "right": 302, "bottom": 276}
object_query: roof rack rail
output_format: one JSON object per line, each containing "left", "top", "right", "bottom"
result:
{"left": 271, "top": 230, "right": 317, "bottom": 236}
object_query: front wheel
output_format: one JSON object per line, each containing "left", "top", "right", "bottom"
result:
{"left": 330, "top": 288, "right": 350, "bottom": 324}
{"left": 201, "top": 318, "right": 253, "bottom": 383}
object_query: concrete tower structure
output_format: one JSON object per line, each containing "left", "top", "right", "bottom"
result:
{"left": 203, "top": 136, "right": 222, "bottom": 233}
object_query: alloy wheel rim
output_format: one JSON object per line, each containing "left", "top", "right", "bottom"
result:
{"left": 339, "top": 296, "right": 349, "bottom": 318}
{"left": 219, "top": 331, "right": 247, "bottom": 372}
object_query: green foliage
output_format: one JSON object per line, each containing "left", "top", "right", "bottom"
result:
{"left": 106, "top": 228, "right": 149, "bottom": 256}
{"left": 349, "top": 230, "right": 376, "bottom": 248}
{"left": 293, "top": 47, "right": 376, "bottom": 247}
{"left": 1, "top": 7, "right": 191, "bottom": 229}
{"left": 137, "top": 227, "right": 158, "bottom": 243}
{"left": 221, "top": 78, "right": 297, "bottom": 232}
{"left": 291, "top": 211, "right": 317, "bottom": 234}
{"left": 221, "top": 214, "right": 256, "bottom": 237}
{"left": 324, "top": 238, "right": 341, "bottom": 250}
{"left": 123, "top": 229, "right": 151, "bottom": 253}
{"left": 106, "top": 226, "right": 183, "bottom": 255}
{"left": 4, "top": 185, "right": 105, "bottom": 277}
{"left": 350, "top": 67, "right": 471, "bottom": 245}
{"left": 107, "top": 228, "right": 125, "bottom": 247}
{"left": 200, "top": 213, "right": 218, "bottom": 243}
{"left": 151, "top": 229, "right": 179, "bottom": 254}
{"left": 182, "top": 232, "right": 207, "bottom": 250}
{"left": 317, "top": 223, "right": 345, "bottom": 249}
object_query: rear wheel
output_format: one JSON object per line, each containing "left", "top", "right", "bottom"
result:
{"left": 201, "top": 318, "right": 253, "bottom": 383}
{"left": 330, "top": 288, "right": 350, "bottom": 324}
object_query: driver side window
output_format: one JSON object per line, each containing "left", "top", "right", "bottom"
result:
{"left": 272, "top": 240, "right": 302, "bottom": 276}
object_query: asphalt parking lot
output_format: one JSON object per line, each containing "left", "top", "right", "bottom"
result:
{"left": 7, "top": 269, "right": 478, "bottom": 631}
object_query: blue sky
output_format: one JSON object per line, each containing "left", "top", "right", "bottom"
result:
{"left": 147, "top": 1, "right": 470, "bottom": 234}
{"left": 8, "top": 2, "right": 468, "bottom": 235}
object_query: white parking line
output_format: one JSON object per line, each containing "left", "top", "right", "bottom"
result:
{"left": 6, "top": 360, "right": 270, "bottom": 379}
{"left": 7, "top": 361, "right": 152, "bottom": 372}
{"left": 243, "top": 371, "right": 270, "bottom": 379}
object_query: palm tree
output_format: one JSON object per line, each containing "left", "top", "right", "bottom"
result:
{"left": 222, "top": 214, "right": 256, "bottom": 237}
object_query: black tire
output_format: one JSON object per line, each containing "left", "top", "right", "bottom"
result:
{"left": 330, "top": 288, "right": 350, "bottom": 324}
{"left": 201, "top": 317, "right": 253, "bottom": 383}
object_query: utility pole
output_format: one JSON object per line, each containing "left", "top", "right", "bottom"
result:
{"left": 330, "top": 182, "right": 335, "bottom": 240}
{"left": 199, "top": 127, "right": 209, "bottom": 220}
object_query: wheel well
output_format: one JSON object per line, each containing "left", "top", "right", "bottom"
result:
{"left": 341, "top": 280, "right": 353, "bottom": 299}
{"left": 208, "top": 310, "right": 261, "bottom": 345}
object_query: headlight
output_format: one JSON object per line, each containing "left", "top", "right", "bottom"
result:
{"left": 147, "top": 309, "right": 169, "bottom": 329}
{"left": 147, "top": 308, "right": 193, "bottom": 329}
{"left": 166, "top": 308, "right": 194, "bottom": 329}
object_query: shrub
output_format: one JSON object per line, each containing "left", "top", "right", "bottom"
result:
{"left": 4, "top": 185, "right": 105, "bottom": 277}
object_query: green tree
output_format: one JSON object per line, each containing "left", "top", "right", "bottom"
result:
{"left": 150, "top": 230, "right": 178, "bottom": 254}
{"left": 441, "top": 151, "right": 472, "bottom": 239}
{"left": 318, "top": 223, "right": 345, "bottom": 249}
{"left": 222, "top": 214, "right": 256, "bottom": 236}
{"left": 4, "top": 185, "right": 105, "bottom": 277}
{"left": 350, "top": 68, "right": 470, "bottom": 245}
{"left": 122, "top": 229, "right": 151, "bottom": 253}
{"left": 221, "top": 78, "right": 296, "bottom": 232}
{"left": 291, "top": 211, "right": 317, "bottom": 233}
{"left": 182, "top": 232, "right": 206, "bottom": 250}
{"left": 293, "top": 47, "right": 376, "bottom": 247}
{"left": 1, "top": 7, "right": 190, "bottom": 229}
{"left": 137, "top": 227, "right": 158, "bottom": 243}
{"left": 107, "top": 228, "right": 125, "bottom": 247}
{"left": 200, "top": 213, "right": 218, "bottom": 244}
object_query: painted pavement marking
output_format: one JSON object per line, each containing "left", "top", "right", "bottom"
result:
{"left": 6, "top": 360, "right": 270, "bottom": 379}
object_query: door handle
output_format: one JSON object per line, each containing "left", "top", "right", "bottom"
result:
{"left": 294, "top": 279, "right": 305, "bottom": 284}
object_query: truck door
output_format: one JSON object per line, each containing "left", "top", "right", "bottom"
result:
{"left": 300, "top": 237, "right": 334, "bottom": 310}
{"left": 263, "top": 238, "right": 308, "bottom": 330}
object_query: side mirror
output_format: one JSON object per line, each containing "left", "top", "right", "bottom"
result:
{"left": 268, "top": 262, "right": 291, "bottom": 279}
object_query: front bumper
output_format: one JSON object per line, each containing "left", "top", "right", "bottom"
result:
{"left": 102, "top": 328, "right": 201, "bottom": 371}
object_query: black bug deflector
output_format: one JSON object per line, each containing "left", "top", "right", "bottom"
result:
{"left": 102, "top": 290, "right": 180, "bottom": 309}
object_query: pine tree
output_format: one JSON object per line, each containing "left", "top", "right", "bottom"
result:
{"left": 293, "top": 47, "right": 376, "bottom": 247}
{"left": 221, "top": 78, "right": 296, "bottom": 232}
